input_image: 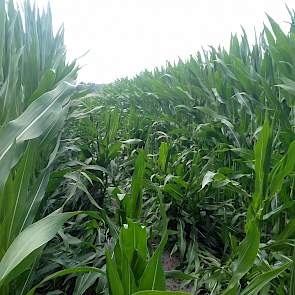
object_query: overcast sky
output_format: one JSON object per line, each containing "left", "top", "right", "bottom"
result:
{"left": 18, "top": 0, "right": 294, "bottom": 83}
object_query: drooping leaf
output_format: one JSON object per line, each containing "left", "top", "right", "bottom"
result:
{"left": 27, "top": 266, "right": 104, "bottom": 295}
{"left": 0, "top": 212, "right": 77, "bottom": 287}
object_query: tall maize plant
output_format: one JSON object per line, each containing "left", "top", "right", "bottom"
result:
{"left": 0, "top": 0, "right": 78, "bottom": 293}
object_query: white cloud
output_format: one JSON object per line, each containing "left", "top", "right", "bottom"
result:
{"left": 17, "top": 0, "right": 295, "bottom": 83}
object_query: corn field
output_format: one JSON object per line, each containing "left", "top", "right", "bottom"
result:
{"left": 0, "top": 1, "right": 294, "bottom": 295}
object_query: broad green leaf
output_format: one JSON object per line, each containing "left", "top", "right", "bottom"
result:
{"left": 27, "top": 266, "right": 104, "bottom": 295}
{"left": 73, "top": 272, "right": 101, "bottom": 295}
{"left": 253, "top": 116, "right": 272, "bottom": 214}
{"left": 277, "top": 78, "right": 295, "bottom": 95}
{"left": 139, "top": 232, "right": 168, "bottom": 291}
{"left": 28, "top": 69, "right": 56, "bottom": 103}
{"left": 163, "top": 183, "right": 183, "bottom": 201}
{"left": 130, "top": 150, "right": 146, "bottom": 219}
{"left": 158, "top": 142, "right": 170, "bottom": 173}
{"left": 240, "top": 262, "right": 291, "bottom": 295}
{"left": 269, "top": 140, "right": 295, "bottom": 198}
{"left": 278, "top": 218, "right": 295, "bottom": 240}
{"left": 121, "top": 250, "right": 137, "bottom": 295}
{"left": 223, "top": 220, "right": 260, "bottom": 294}
{"left": 120, "top": 220, "right": 148, "bottom": 263}
{"left": 0, "top": 81, "right": 73, "bottom": 189}
{"left": 106, "top": 249, "right": 124, "bottom": 295}
{"left": 106, "top": 109, "right": 120, "bottom": 143}
{"left": 0, "top": 212, "right": 77, "bottom": 287}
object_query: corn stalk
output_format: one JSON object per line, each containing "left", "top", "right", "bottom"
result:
{"left": 0, "top": 0, "right": 79, "bottom": 293}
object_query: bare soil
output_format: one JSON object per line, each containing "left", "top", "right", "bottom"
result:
{"left": 162, "top": 250, "right": 193, "bottom": 293}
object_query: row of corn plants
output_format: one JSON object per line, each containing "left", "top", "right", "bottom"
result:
{"left": 37, "top": 7, "right": 295, "bottom": 294}
{"left": 1, "top": 0, "right": 295, "bottom": 294}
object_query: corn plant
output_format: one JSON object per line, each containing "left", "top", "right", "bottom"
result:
{"left": 106, "top": 219, "right": 189, "bottom": 295}
{"left": 0, "top": 0, "right": 80, "bottom": 293}
{"left": 223, "top": 116, "right": 295, "bottom": 294}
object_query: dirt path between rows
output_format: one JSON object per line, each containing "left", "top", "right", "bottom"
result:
{"left": 162, "top": 250, "right": 193, "bottom": 293}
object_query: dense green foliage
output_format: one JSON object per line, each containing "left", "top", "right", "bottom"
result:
{"left": 1, "top": 1, "right": 295, "bottom": 294}
{"left": 0, "top": 0, "right": 79, "bottom": 294}
{"left": 40, "top": 9, "right": 295, "bottom": 294}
